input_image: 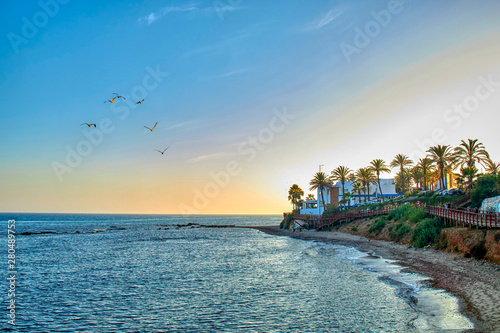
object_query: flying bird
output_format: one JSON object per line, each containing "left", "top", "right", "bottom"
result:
{"left": 135, "top": 99, "right": 144, "bottom": 104}
{"left": 104, "top": 97, "right": 116, "bottom": 103}
{"left": 113, "top": 93, "right": 126, "bottom": 100}
{"left": 144, "top": 122, "right": 157, "bottom": 132}
{"left": 155, "top": 147, "right": 169, "bottom": 155}
{"left": 81, "top": 123, "right": 96, "bottom": 127}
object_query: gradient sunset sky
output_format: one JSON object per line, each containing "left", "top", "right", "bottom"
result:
{"left": 1, "top": 0, "right": 500, "bottom": 214}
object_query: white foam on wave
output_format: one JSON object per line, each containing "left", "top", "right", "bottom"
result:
{"left": 338, "top": 246, "right": 475, "bottom": 332}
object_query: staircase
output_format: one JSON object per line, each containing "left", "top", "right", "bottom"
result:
{"left": 450, "top": 194, "right": 471, "bottom": 209}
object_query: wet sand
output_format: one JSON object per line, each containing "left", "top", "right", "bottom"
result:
{"left": 253, "top": 226, "right": 500, "bottom": 333}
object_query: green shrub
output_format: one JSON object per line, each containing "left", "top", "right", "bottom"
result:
{"left": 369, "top": 216, "right": 386, "bottom": 233}
{"left": 411, "top": 217, "right": 442, "bottom": 248}
{"left": 470, "top": 174, "right": 500, "bottom": 208}
{"left": 351, "top": 225, "right": 358, "bottom": 231}
{"left": 389, "top": 204, "right": 410, "bottom": 220}
{"left": 388, "top": 204, "right": 427, "bottom": 223}
{"left": 390, "top": 222, "right": 411, "bottom": 241}
{"left": 408, "top": 208, "right": 427, "bottom": 223}
{"left": 323, "top": 203, "right": 340, "bottom": 215}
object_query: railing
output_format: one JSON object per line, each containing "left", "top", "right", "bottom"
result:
{"left": 285, "top": 203, "right": 500, "bottom": 230}
{"left": 315, "top": 206, "right": 394, "bottom": 230}
{"left": 423, "top": 205, "right": 500, "bottom": 228}
{"left": 282, "top": 206, "right": 395, "bottom": 230}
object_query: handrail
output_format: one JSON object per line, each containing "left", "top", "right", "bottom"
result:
{"left": 422, "top": 205, "right": 499, "bottom": 228}
{"left": 285, "top": 202, "right": 500, "bottom": 230}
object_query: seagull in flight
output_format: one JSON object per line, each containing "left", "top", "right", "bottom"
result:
{"left": 113, "top": 93, "right": 126, "bottom": 100}
{"left": 81, "top": 123, "right": 96, "bottom": 127}
{"left": 155, "top": 147, "right": 169, "bottom": 155}
{"left": 135, "top": 99, "right": 144, "bottom": 104}
{"left": 144, "top": 122, "right": 157, "bottom": 132}
{"left": 104, "top": 97, "right": 116, "bottom": 103}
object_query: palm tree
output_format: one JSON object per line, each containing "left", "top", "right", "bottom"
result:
{"left": 351, "top": 182, "right": 363, "bottom": 206}
{"left": 395, "top": 169, "right": 413, "bottom": 194}
{"left": 331, "top": 166, "right": 352, "bottom": 208}
{"left": 409, "top": 166, "right": 424, "bottom": 189}
{"left": 288, "top": 184, "right": 304, "bottom": 212}
{"left": 460, "top": 166, "right": 478, "bottom": 192}
{"left": 306, "top": 193, "right": 315, "bottom": 201}
{"left": 485, "top": 158, "right": 500, "bottom": 175}
{"left": 343, "top": 191, "right": 353, "bottom": 208}
{"left": 427, "top": 145, "right": 453, "bottom": 190}
{"left": 368, "top": 159, "right": 390, "bottom": 201}
{"left": 355, "top": 168, "right": 377, "bottom": 203}
{"left": 390, "top": 154, "right": 413, "bottom": 194}
{"left": 453, "top": 138, "right": 490, "bottom": 170}
{"left": 309, "top": 172, "right": 332, "bottom": 212}
{"left": 427, "top": 169, "right": 440, "bottom": 190}
{"left": 417, "top": 157, "right": 434, "bottom": 191}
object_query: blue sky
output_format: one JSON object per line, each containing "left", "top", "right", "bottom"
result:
{"left": 1, "top": 0, "right": 500, "bottom": 213}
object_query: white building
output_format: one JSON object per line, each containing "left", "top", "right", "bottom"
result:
{"left": 336, "top": 179, "right": 398, "bottom": 206}
{"left": 299, "top": 186, "right": 339, "bottom": 215}
{"left": 299, "top": 178, "right": 398, "bottom": 215}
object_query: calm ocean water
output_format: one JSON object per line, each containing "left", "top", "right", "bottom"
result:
{"left": 1, "top": 213, "right": 473, "bottom": 332}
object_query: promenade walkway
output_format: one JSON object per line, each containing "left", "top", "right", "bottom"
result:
{"left": 423, "top": 205, "right": 500, "bottom": 228}
{"left": 286, "top": 203, "right": 500, "bottom": 230}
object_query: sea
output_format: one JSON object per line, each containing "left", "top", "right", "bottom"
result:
{"left": 0, "top": 213, "right": 474, "bottom": 332}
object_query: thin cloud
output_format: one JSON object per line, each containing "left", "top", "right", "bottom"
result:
{"left": 168, "top": 120, "right": 193, "bottom": 130}
{"left": 304, "top": 7, "right": 344, "bottom": 31}
{"left": 187, "top": 151, "right": 236, "bottom": 163}
{"left": 140, "top": 3, "right": 202, "bottom": 25}
{"left": 202, "top": 67, "right": 254, "bottom": 80}
{"left": 139, "top": 2, "right": 247, "bottom": 25}
{"left": 183, "top": 30, "right": 253, "bottom": 57}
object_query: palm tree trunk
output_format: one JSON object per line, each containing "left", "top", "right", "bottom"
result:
{"left": 440, "top": 168, "right": 444, "bottom": 190}
{"left": 377, "top": 174, "right": 384, "bottom": 202}
{"left": 320, "top": 188, "right": 325, "bottom": 214}
{"left": 341, "top": 181, "right": 346, "bottom": 209}
{"left": 400, "top": 167, "right": 405, "bottom": 194}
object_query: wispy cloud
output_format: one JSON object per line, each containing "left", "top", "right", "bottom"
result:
{"left": 168, "top": 120, "right": 193, "bottom": 130}
{"left": 201, "top": 67, "right": 254, "bottom": 80}
{"left": 304, "top": 7, "right": 344, "bottom": 31}
{"left": 140, "top": 2, "right": 248, "bottom": 25}
{"left": 187, "top": 151, "right": 236, "bottom": 163}
{"left": 140, "top": 3, "right": 202, "bottom": 25}
{"left": 183, "top": 29, "right": 253, "bottom": 57}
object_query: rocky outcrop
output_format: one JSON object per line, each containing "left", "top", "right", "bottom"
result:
{"left": 440, "top": 228, "right": 500, "bottom": 264}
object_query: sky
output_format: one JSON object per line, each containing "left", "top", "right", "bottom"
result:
{"left": 1, "top": 0, "right": 500, "bottom": 214}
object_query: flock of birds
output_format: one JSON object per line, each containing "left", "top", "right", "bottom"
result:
{"left": 80, "top": 93, "right": 168, "bottom": 155}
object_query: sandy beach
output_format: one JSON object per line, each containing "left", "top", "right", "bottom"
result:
{"left": 254, "top": 226, "right": 500, "bottom": 333}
